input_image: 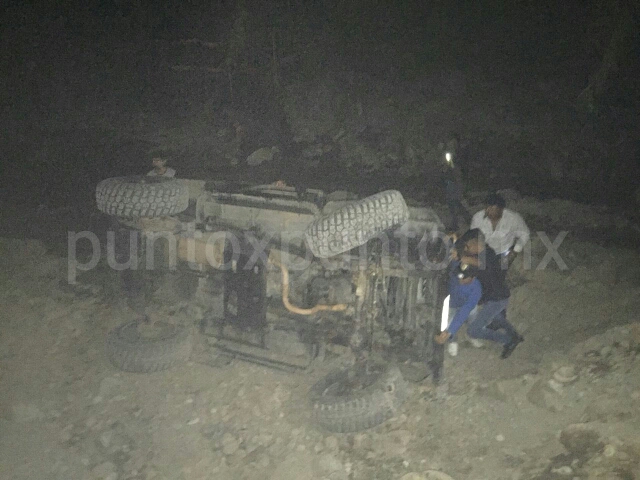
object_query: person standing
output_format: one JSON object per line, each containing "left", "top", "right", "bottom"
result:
{"left": 441, "top": 150, "right": 472, "bottom": 232}
{"left": 470, "top": 193, "right": 530, "bottom": 267}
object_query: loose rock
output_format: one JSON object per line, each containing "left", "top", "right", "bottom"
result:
{"left": 560, "top": 424, "right": 603, "bottom": 457}
{"left": 11, "top": 403, "right": 45, "bottom": 423}
{"left": 91, "top": 461, "right": 117, "bottom": 480}
{"left": 222, "top": 433, "right": 240, "bottom": 456}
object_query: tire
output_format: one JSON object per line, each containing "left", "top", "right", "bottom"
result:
{"left": 96, "top": 176, "right": 189, "bottom": 218}
{"left": 309, "top": 362, "right": 408, "bottom": 433}
{"left": 106, "top": 321, "right": 193, "bottom": 373}
{"left": 305, "top": 190, "right": 409, "bottom": 258}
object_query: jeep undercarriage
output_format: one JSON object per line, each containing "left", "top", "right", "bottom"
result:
{"left": 98, "top": 176, "right": 449, "bottom": 432}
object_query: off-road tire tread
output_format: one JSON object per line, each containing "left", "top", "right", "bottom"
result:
{"left": 106, "top": 321, "right": 193, "bottom": 373}
{"left": 96, "top": 176, "right": 189, "bottom": 218}
{"left": 309, "top": 364, "right": 408, "bottom": 433}
{"left": 305, "top": 190, "right": 409, "bottom": 258}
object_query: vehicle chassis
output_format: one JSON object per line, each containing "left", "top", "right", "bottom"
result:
{"left": 112, "top": 180, "right": 449, "bottom": 380}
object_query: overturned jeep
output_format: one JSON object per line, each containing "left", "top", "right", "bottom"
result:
{"left": 96, "top": 176, "right": 450, "bottom": 432}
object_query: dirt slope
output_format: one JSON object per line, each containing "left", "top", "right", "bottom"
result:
{"left": 1, "top": 200, "right": 639, "bottom": 480}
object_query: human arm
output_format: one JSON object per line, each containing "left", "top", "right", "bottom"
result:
{"left": 511, "top": 213, "right": 530, "bottom": 254}
{"left": 503, "top": 214, "right": 530, "bottom": 265}
{"left": 445, "top": 281, "right": 481, "bottom": 337}
{"left": 460, "top": 255, "right": 480, "bottom": 267}
{"left": 470, "top": 211, "right": 482, "bottom": 230}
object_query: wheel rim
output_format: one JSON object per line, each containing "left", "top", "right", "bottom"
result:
{"left": 320, "top": 363, "right": 388, "bottom": 398}
{"left": 121, "top": 321, "right": 180, "bottom": 343}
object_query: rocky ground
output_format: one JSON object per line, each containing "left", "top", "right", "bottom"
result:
{"left": 1, "top": 194, "right": 640, "bottom": 480}
{"left": 2, "top": 4, "right": 639, "bottom": 478}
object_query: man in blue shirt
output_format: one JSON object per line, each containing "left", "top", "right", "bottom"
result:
{"left": 456, "top": 229, "right": 525, "bottom": 359}
{"left": 435, "top": 261, "right": 482, "bottom": 350}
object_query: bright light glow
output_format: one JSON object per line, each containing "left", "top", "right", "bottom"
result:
{"left": 445, "top": 152, "right": 452, "bottom": 163}
{"left": 440, "top": 295, "right": 450, "bottom": 331}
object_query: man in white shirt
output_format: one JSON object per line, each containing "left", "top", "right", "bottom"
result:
{"left": 147, "top": 156, "right": 176, "bottom": 178}
{"left": 470, "top": 193, "right": 530, "bottom": 266}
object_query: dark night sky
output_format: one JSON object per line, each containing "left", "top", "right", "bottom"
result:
{"left": 0, "top": 1, "right": 638, "bottom": 208}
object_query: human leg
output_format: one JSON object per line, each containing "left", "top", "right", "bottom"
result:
{"left": 446, "top": 199, "right": 459, "bottom": 231}
{"left": 465, "top": 306, "right": 484, "bottom": 347}
{"left": 489, "top": 310, "right": 521, "bottom": 341}
{"left": 447, "top": 307, "right": 459, "bottom": 356}
{"left": 493, "top": 310, "right": 524, "bottom": 358}
{"left": 467, "top": 300, "right": 512, "bottom": 345}
{"left": 455, "top": 199, "right": 472, "bottom": 225}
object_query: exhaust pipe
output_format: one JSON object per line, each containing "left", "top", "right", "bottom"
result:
{"left": 270, "top": 259, "right": 348, "bottom": 316}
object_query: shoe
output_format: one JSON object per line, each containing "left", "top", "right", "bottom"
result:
{"left": 469, "top": 338, "right": 484, "bottom": 348}
{"left": 447, "top": 342, "right": 459, "bottom": 357}
{"left": 501, "top": 335, "right": 524, "bottom": 359}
